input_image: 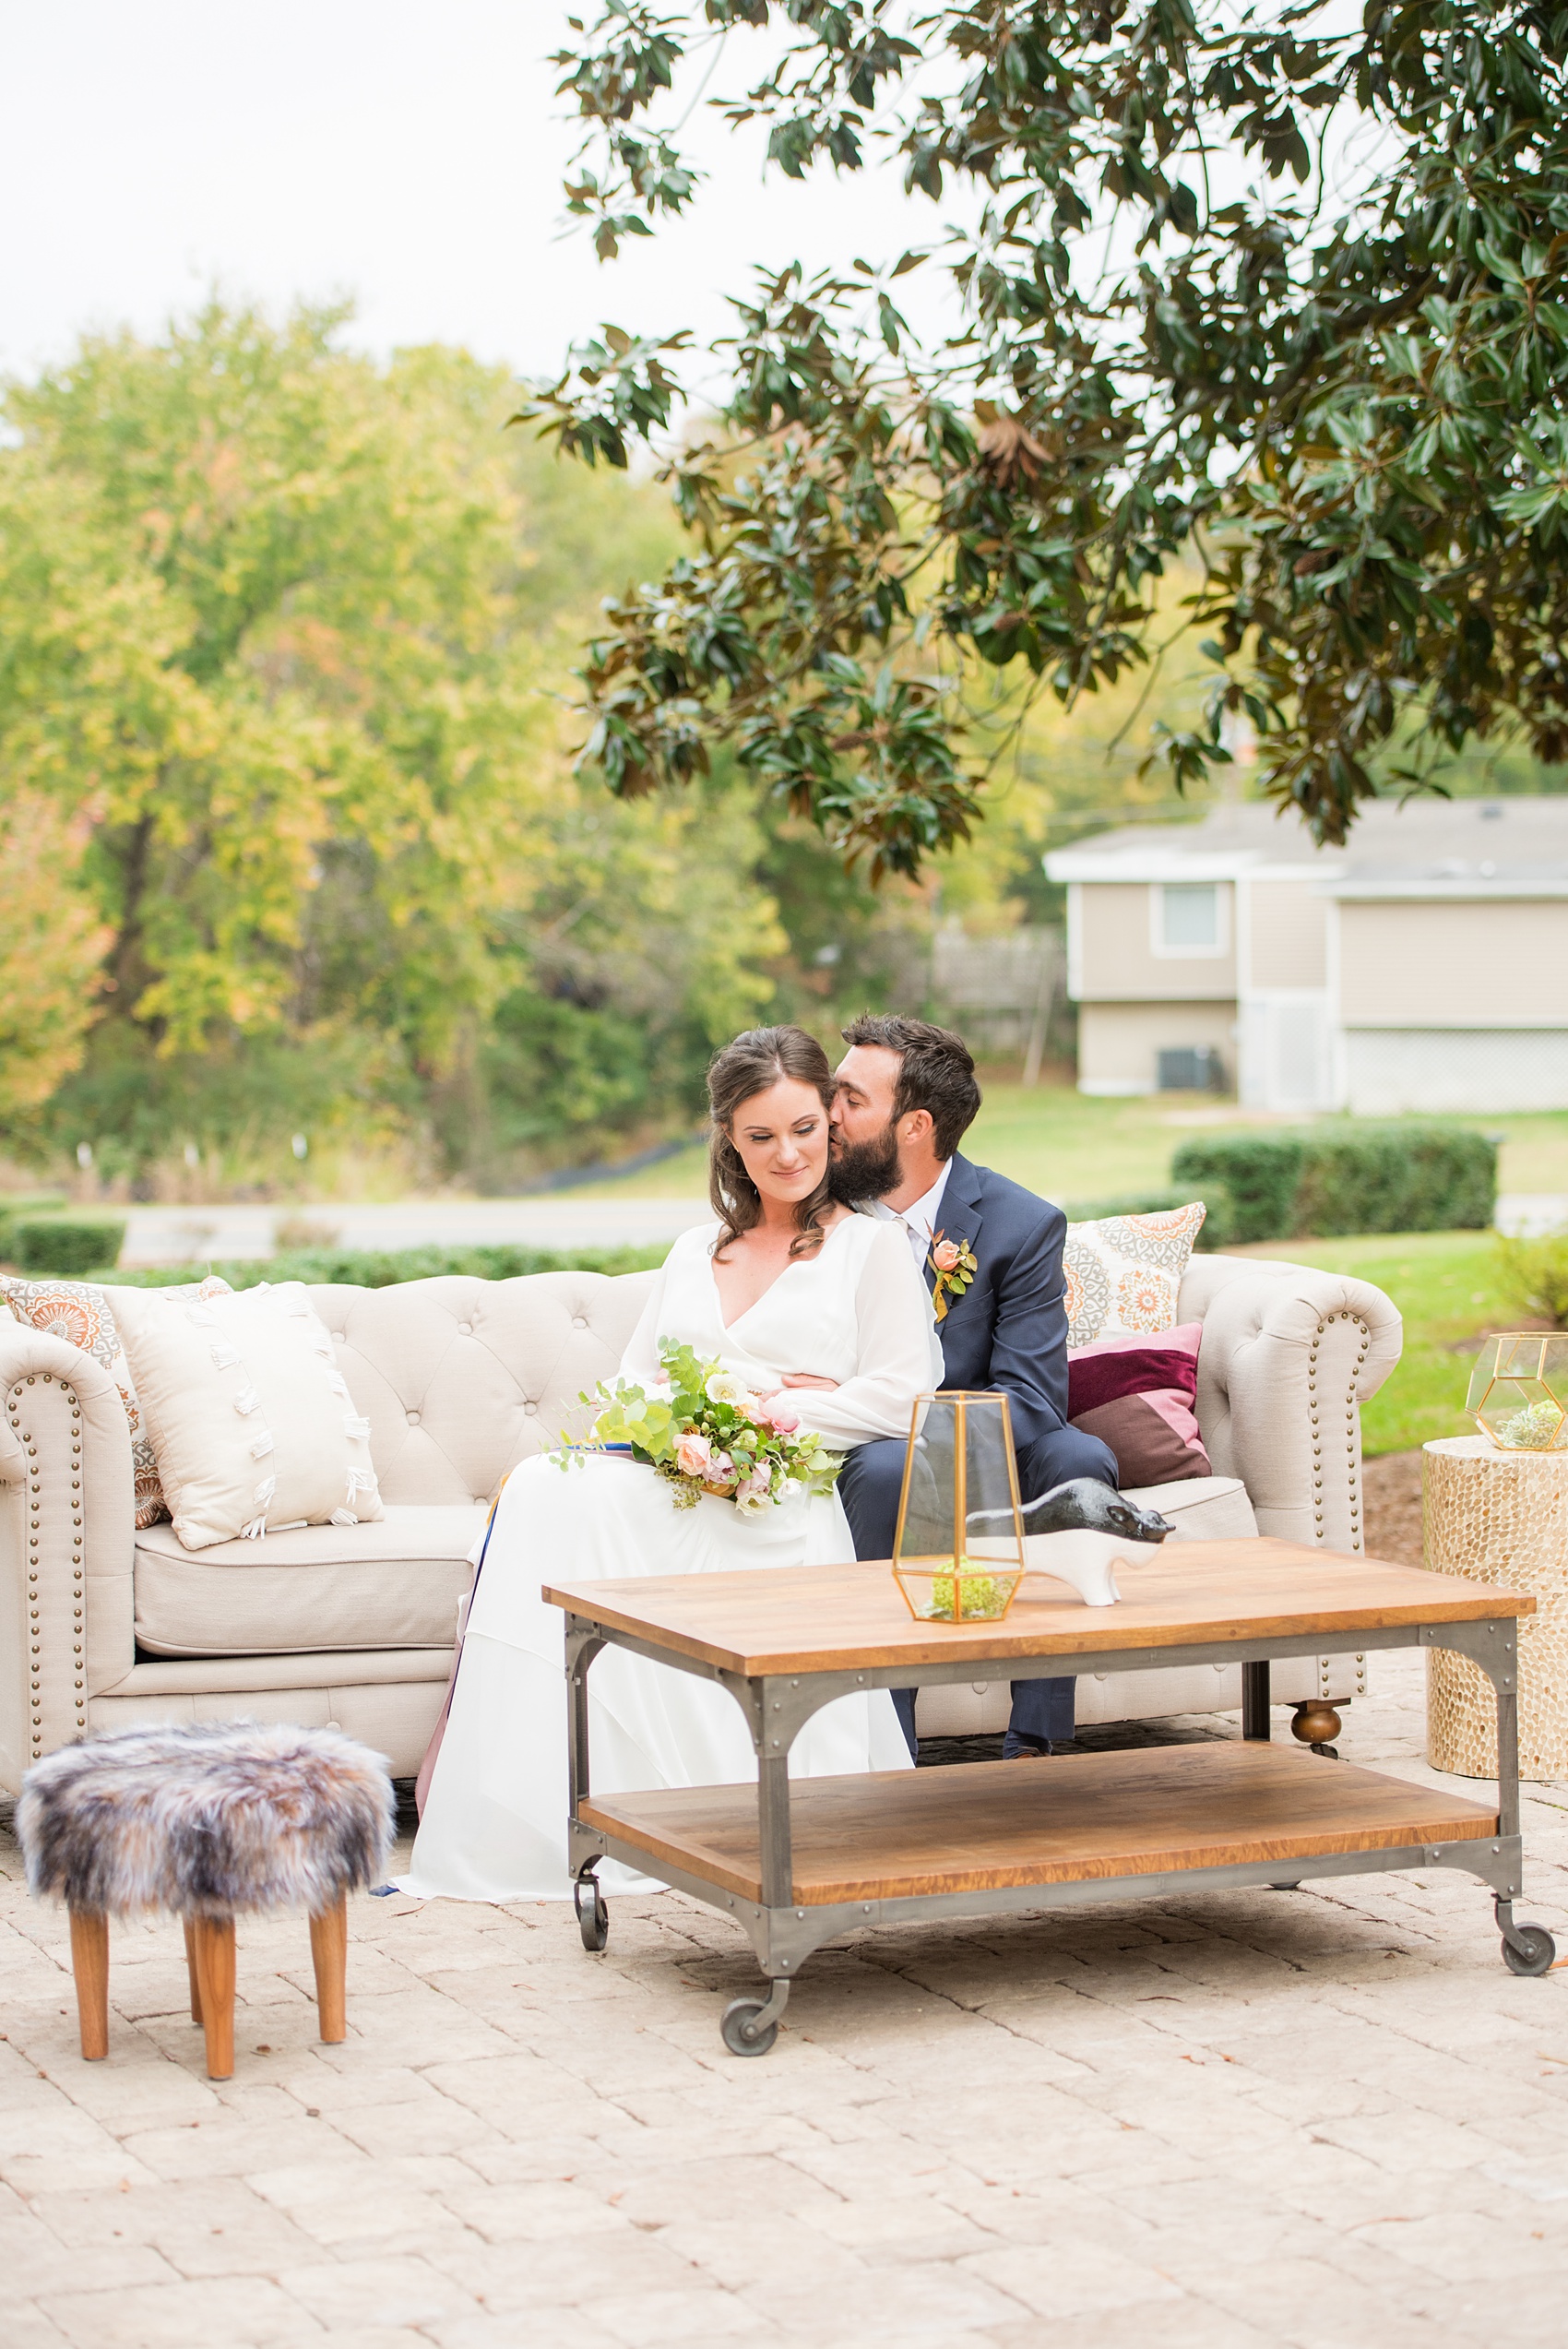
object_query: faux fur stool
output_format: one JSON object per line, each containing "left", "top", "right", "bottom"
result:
{"left": 18, "top": 1722, "right": 394, "bottom": 2081}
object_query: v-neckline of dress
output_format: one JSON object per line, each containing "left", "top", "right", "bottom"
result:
{"left": 708, "top": 1212, "right": 855, "bottom": 1334}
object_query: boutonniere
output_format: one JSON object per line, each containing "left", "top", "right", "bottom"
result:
{"left": 928, "top": 1230, "right": 978, "bottom": 1322}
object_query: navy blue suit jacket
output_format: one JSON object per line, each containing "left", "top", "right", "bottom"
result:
{"left": 924, "top": 1151, "right": 1069, "bottom": 1458}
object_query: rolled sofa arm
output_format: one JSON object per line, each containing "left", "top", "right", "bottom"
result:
{"left": 0, "top": 1324, "right": 135, "bottom": 1794}
{"left": 1179, "top": 1256, "right": 1403, "bottom": 1553}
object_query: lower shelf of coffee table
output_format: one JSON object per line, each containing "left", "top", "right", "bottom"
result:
{"left": 579, "top": 1741, "right": 1500, "bottom": 1908}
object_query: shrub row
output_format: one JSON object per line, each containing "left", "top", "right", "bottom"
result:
{"left": 104, "top": 1240, "right": 670, "bottom": 1292}
{"left": 1168, "top": 1124, "right": 1497, "bottom": 1244}
{"left": 3, "top": 1215, "right": 128, "bottom": 1277}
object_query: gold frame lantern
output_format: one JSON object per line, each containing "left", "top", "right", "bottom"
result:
{"left": 890, "top": 1390, "right": 1027, "bottom": 1623}
{"left": 1466, "top": 1333, "right": 1568, "bottom": 1452}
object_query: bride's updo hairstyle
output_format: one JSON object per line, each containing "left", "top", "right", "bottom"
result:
{"left": 708, "top": 1025, "right": 837, "bottom": 1259}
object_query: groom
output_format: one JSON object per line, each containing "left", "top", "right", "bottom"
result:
{"left": 828, "top": 1014, "right": 1118, "bottom": 1760}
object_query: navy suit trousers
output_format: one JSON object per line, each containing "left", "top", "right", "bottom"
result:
{"left": 837, "top": 1423, "right": 1119, "bottom": 1756}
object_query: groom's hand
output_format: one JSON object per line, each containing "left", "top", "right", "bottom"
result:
{"left": 772, "top": 1374, "right": 840, "bottom": 1391}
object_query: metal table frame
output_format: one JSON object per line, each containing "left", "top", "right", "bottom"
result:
{"left": 564, "top": 1607, "right": 1551, "bottom": 2053}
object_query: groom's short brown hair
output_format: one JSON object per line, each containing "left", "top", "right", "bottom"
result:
{"left": 840, "top": 1015, "right": 981, "bottom": 1160}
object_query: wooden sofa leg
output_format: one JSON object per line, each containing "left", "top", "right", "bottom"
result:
{"left": 68, "top": 1910, "right": 110, "bottom": 2060}
{"left": 191, "top": 1917, "right": 236, "bottom": 2080}
{"left": 309, "top": 1897, "right": 348, "bottom": 2045}
{"left": 182, "top": 1920, "right": 203, "bottom": 2021}
{"left": 1291, "top": 1700, "right": 1342, "bottom": 1757}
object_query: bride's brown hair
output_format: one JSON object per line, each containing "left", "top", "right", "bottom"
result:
{"left": 708, "top": 1026, "right": 837, "bottom": 1259}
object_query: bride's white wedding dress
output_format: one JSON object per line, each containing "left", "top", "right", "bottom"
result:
{"left": 399, "top": 1211, "right": 937, "bottom": 1902}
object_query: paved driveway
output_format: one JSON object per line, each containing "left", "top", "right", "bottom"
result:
{"left": 116, "top": 1198, "right": 709, "bottom": 1267}
{"left": 3, "top": 1652, "right": 1567, "bottom": 2344}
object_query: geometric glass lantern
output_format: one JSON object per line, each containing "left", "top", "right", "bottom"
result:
{"left": 891, "top": 1391, "right": 1027, "bottom": 1622}
{"left": 1467, "top": 1333, "right": 1568, "bottom": 1451}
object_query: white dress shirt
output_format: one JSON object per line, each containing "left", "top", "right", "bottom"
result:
{"left": 869, "top": 1158, "right": 953, "bottom": 1279}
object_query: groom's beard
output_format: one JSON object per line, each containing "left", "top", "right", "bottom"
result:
{"left": 827, "top": 1119, "right": 903, "bottom": 1205}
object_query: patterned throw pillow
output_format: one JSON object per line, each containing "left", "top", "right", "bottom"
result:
{"left": 1, "top": 1274, "right": 232, "bottom": 1528}
{"left": 1067, "top": 1321, "right": 1211, "bottom": 1485}
{"left": 1062, "top": 1201, "right": 1207, "bottom": 1349}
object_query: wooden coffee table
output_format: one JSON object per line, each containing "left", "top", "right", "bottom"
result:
{"left": 546, "top": 1536, "right": 1551, "bottom": 2056}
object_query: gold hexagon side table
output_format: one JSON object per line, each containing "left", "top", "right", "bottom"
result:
{"left": 1424, "top": 1434, "right": 1568, "bottom": 1779}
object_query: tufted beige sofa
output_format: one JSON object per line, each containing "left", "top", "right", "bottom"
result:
{"left": 0, "top": 1253, "right": 1400, "bottom": 1792}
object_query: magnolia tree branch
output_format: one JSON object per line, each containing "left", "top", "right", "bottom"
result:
{"left": 524, "top": 1, "right": 1568, "bottom": 867}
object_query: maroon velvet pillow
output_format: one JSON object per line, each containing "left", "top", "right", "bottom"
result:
{"left": 1066, "top": 1321, "right": 1210, "bottom": 1486}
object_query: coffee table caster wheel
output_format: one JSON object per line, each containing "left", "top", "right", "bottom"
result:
{"left": 575, "top": 1878, "right": 608, "bottom": 1952}
{"left": 1503, "top": 1924, "right": 1556, "bottom": 1976}
{"left": 721, "top": 1997, "right": 778, "bottom": 2057}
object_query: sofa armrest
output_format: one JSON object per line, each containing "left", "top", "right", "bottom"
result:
{"left": 1185, "top": 1258, "right": 1403, "bottom": 1552}
{"left": 0, "top": 1323, "right": 136, "bottom": 1793}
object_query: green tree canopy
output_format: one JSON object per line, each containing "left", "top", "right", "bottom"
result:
{"left": 534, "top": 2, "right": 1568, "bottom": 864}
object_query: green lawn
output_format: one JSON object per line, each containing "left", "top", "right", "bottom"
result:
{"left": 1236, "top": 1230, "right": 1519, "bottom": 1458}
{"left": 562, "top": 1084, "right": 1568, "bottom": 1206}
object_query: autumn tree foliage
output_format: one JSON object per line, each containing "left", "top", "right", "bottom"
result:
{"left": 0, "top": 304, "right": 782, "bottom": 1184}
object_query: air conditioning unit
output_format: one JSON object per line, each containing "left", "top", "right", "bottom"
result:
{"left": 1157, "top": 1046, "right": 1223, "bottom": 1092}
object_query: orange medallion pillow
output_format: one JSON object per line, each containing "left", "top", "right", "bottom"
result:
{"left": 1062, "top": 1201, "right": 1207, "bottom": 1349}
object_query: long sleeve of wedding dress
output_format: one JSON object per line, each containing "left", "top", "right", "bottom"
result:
{"left": 398, "top": 1209, "right": 924, "bottom": 1904}
{"left": 769, "top": 1217, "right": 940, "bottom": 1447}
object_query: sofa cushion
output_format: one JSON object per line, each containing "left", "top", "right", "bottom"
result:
{"left": 1122, "top": 1473, "right": 1258, "bottom": 1542}
{"left": 132, "top": 1504, "right": 486, "bottom": 1658}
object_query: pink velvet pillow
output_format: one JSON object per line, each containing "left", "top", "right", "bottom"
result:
{"left": 1066, "top": 1320, "right": 1210, "bottom": 1486}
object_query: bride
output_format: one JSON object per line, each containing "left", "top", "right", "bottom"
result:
{"left": 399, "top": 1023, "right": 937, "bottom": 1902}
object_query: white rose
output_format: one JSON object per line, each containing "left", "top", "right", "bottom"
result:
{"left": 705, "top": 1369, "right": 749, "bottom": 1407}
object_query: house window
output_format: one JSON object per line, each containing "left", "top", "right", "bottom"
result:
{"left": 1154, "top": 882, "right": 1225, "bottom": 955}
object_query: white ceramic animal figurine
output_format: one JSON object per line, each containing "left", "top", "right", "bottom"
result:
{"left": 969, "top": 1478, "right": 1174, "bottom": 1607}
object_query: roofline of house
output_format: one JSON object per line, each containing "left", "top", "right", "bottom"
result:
{"left": 1043, "top": 848, "right": 1332, "bottom": 883}
{"left": 1320, "top": 876, "right": 1568, "bottom": 900}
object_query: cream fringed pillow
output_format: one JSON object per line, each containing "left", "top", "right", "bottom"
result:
{"left": 113, "top": 1282, "right": 384, "bottom": 1551}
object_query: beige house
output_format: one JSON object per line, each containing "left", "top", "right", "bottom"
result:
{"left": 1045, "top": 797, "right": 1568, "bottom": 1113}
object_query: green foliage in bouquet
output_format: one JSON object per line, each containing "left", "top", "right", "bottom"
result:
{"left": 570, "top": 1337, "right": 840, "bottom": 1510}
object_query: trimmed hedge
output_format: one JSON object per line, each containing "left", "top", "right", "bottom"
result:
{"left": 1169, "top": 1123, "right": 1497, "bottom": 1243}
{"left": 106, "top": 1240, "right": 670, "bottom": 1292}
{"left": 12, "top": 1218, "right": 128, "bottom": 1277}
{"left": 0, "top": 1194, "right": 69, "bottom": 1260}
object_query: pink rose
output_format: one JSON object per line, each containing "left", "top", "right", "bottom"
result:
{"left": 704, "top": 1450, "right": 737, "bottom": 1489}
{"left": 761, "top": 1400, "right": 800, "bottom": 1434}
{"left": 674, "top": 1430, "right": 713, "bottom": 1478}
{"left": 932, "top": 1239, "right": 961, "bottom": 1273}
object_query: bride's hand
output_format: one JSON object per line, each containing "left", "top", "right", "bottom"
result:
{"left": 773, "top": 1373, "right": 840, "bottom": 1391}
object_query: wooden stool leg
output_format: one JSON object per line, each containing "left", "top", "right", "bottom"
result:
{"left": 190, "top": 1917, "right": 236, "bottom": 2080}
{"left": 68, "top": 1910, "right": 110, "bottom": 2061}
{"left": 309, "top": 1897, "right": 348, "bottom": 2045}
{"left": 182, "top": 1920, "right": 203, "bottom": 2022}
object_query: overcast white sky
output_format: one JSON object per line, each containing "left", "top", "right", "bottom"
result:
{"left": 1, "top": 1, "right": 966, "bottom": 388}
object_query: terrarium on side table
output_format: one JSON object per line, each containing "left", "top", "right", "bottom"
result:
{"left": 1467, "top": 1334, "right": 1568, "bottom": 1451}
{"left": 891, "top": 1391, "right": 1026, "bottom": 1622}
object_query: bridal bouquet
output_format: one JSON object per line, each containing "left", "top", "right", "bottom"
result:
{"left": 567, "top": 1339, "right": 841, "bottom": 1513}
